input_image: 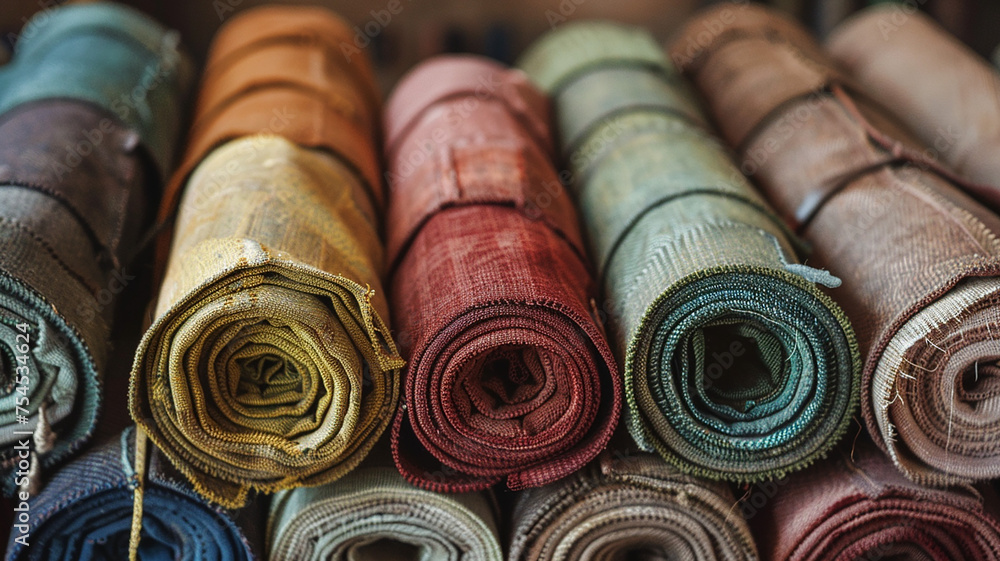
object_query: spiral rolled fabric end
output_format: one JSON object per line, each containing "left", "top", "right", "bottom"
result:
{"left": 519, "top": 20, "right": 860, "bottom": 483}
{"left": 130, "top": 136, "right": 403, "bottom": 508}
{"left": 384, "top": 55, "right": 620, "bottom": 493}
{"left": 672, "top": 3, "right": 1000, "bottom": 487}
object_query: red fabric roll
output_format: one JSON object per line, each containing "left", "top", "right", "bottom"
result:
{"left": 385, "top": 55, "right": 620, "bottom": 493}
{"left": 751, "top": 438, "right": 1000, "bottom": 560}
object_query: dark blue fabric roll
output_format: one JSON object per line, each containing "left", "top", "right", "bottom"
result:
{"left": 5, "top": 428, "right": 260, "bottom": 560}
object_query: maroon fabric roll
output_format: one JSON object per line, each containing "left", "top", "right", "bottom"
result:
{"left": 384, "top": 55, "right": 620, "bottom": 493}
{"left": 750, "top": 438, "right": 1000, "bottom": 560}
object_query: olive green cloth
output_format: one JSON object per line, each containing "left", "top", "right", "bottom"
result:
{"left": 518, "top": 21, "right": 859, "bottom": 482}
{"left": 130, "top": 136, "right": 403, "bottom": 508}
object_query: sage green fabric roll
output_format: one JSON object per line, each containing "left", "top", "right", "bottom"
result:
{"left": 0, "top": 1, "right": 193, "bottom": 178}
{"left": 518, "top": 21, "right": 860, "bottom": 482}
{"left": 268, "top": 456, "right": 503, "bottom": 561}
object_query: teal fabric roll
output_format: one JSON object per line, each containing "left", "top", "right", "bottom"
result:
{"left": 518, "top": 22, "right": 859, "bottom": 482}
{"left": 0, "top": 2, "right": 191, "bottom": 493}
{"left": 0, "top": 2, "right": 192, "bottom": 178}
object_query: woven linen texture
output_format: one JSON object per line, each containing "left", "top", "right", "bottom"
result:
{"left": 673, "top": 4, "right": 1000, "bottom": 485}
{"left": 130, "top": 5, "right": 403, "bottom": 508}
{"left": 0, "top": 2, "right": 191, "bottom": 488}
{"left": 268, "top": 445, "right": 502, "bottom": 561}
{"left": 384, "top": 56, "right": 620, "bottom": 493}
{"left": 748, "top": 438, "right": 1000, "bottom": 561}
{"left": 5, "top": 428, "right": 261, "bottom": 560}
{"left": 518, "top": 21, "right": 859, "bottom": 482}
{"left": 507, "top": 438, "right": 759, "bottom": 561}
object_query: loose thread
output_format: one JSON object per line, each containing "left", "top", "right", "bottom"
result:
{"left": 129, "top": 425, "right": 149, "bottom": 561}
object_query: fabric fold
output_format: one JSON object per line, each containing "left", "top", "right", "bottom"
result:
{"left": 0, "top": 2, "right": 191, "bottom": 490}
{"left": 828, "top": 6, "right": 1000, "bottom": 201}
{"left": 518, "top": 21, "right": 859, "bottom": 482}
{"left": 130, "top": 6, "right": 402, "bottom": 508}
{"left": 384, "top": 55, "right": 620, "bottom": 493}
{"left": 5, "top": 427, "right": 261, "bottom": 560}
{"left": 748, "top": 438, "right": 1000, "bottom": 561}
{"left": 673, "top": 4, "right": 1000, "bottom": 485}
{"left": 267, "top": 447, "right": 503, "bottom": 561}
{"left": 507, "top": 442, "right": 759, "bottom": 561}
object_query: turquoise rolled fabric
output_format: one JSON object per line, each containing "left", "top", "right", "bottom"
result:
{"left": 0, "top": 2, "right": 192, "bottom": 177}
{"left": 0, "top": 2, "right": 191, "bottom": 492}
{"left": 519, "top": 22, "right": 860, "bottom": 482}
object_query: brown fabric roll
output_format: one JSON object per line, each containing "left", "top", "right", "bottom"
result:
{"left": 828, "top": 6, "right": 1000, "bottom": 202}
{"left": 672, "top": 4, "right": 1000, "bottom": 485}
{"left": 748, "top": 438, "right": 1000, "bottom": 561}
{"left": 154, "top": 4, "right": 384, "bottom": 272}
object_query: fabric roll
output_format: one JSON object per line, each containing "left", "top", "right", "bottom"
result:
{"left": 518, "top": 21, "right": 858, "bottom": 482}
{"left": 0, "top": 3, "right": 190, "bottom": 491}
{"left": 673, "top": 4, "right": 1000, "bottom": 485}
{"left": 508, "top": 443, "right": 759, "bottom": 561}
{"left": 749, "top": 438, "right": 1000, "bottom": 561}
{"left": 267, "top": 448, "right": 503, "bottom": 561}
{"left": 130, "top": 134, "right": 402, "bottom": 508}
{"left": 154, "top": 4, "right": 383, "bottom": 270}
{"left": 384, "top": 56, "right": 620, "bottom": 493}
{"left": 4, "top": 427, "right": 261, "bottom": 560}
{"left": 131, "top": 5, "right": 402, "bottom": 508}
{"left": 827, "top": 6, "right": 1000, "bottom": 201}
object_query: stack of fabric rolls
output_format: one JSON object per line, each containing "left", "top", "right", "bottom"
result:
{"left": 4, "top": 1, "right": 1000, "bottom": 560}
{"left": 0, "top": 0, "right": 191, "bottom": 493}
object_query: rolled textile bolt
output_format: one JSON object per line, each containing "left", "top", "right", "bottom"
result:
{"left": 267, "top": 444, "right": 503, "bottom": 561}
{"left": 130, "top": 133, "right": 403, "bottom": 509}
{"left": 5, "top": 426, "right": 261, "bottom": 560}
{"left": 673, "top": 3, "right": 1000, "bottom": 485}
{"left": 383, "top": 55, "right": 621, "bottom": 493}
{"left": 0, "top": 1, "right": 192, "bottom": 492}
{"left": 130, "top": 5, "right": 403, "bottom": 509}
{"left": 152, "top": 4, "right": 385, "bottom": 279}
{"left": 507, "top": 436, "right": 759, "bottom": 561}
{"left": 828, "top": 5, "right": 1000, "bottom": 204}
{"left": 748, "top": 437, "right": 1000, "bottom": 561}
{"left": 518, "top": 21, "right": 859, "bottom": 483}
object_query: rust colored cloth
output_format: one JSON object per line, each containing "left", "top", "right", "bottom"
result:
{"left": 829, "top": 6, "right": 1000, "bottom": 200}
{"left": 748, "top": 438, "right": 1000, "bottom": 560}
{"left": 154, "top": 4, "right": 384, "bottom": 273}
{"left": 673, "top": 4, "right": 1000, "bottom": 486}
{"left": 384, "top": 56, "right": 620, "bottom": 493}
{"left": 130, "top": 5, "right": 402, "bottom": 508}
